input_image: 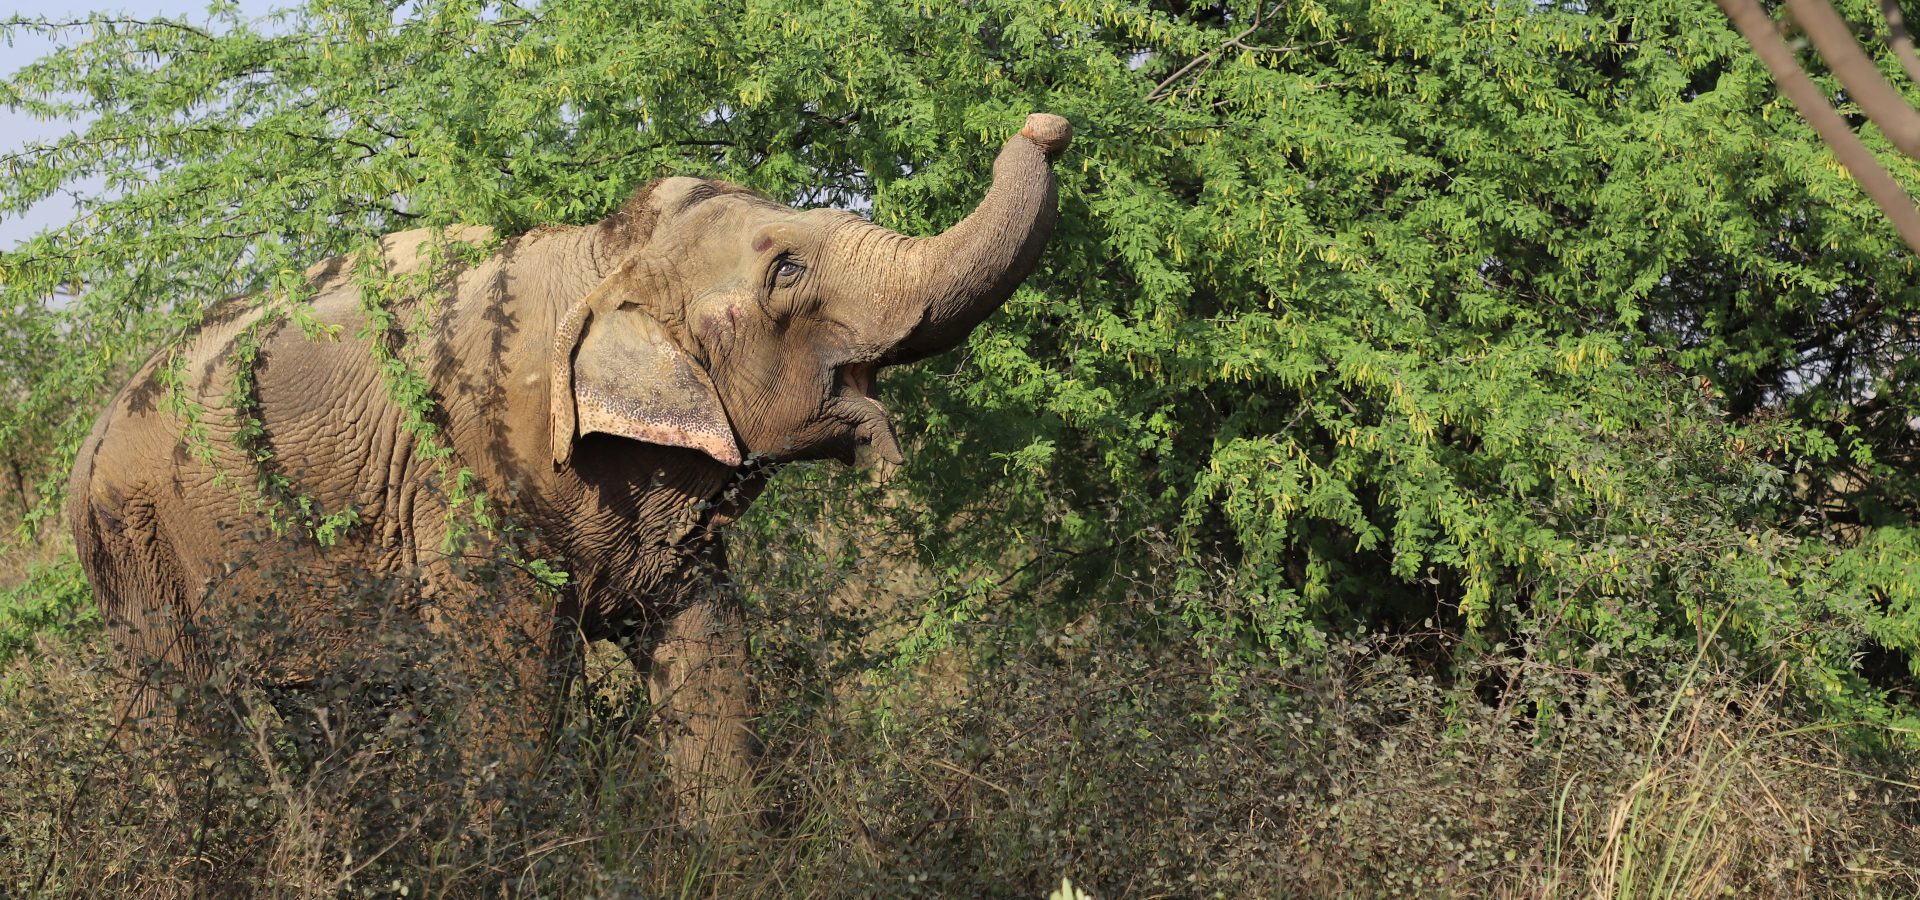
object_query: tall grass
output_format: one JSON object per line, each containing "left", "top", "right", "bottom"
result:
{"left": 0, "top": 477, "right": 1914, "bottom": 896}
{"left": 2, "top": 583, "right": 1915, "bottom": 897}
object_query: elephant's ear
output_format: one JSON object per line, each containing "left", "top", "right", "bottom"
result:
{"left": 550, "top": 291, "right": 741, "bottom": 469}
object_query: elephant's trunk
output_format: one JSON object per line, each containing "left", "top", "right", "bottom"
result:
{"left": 880, "top": 113, "right": 1071, "bottom": 365}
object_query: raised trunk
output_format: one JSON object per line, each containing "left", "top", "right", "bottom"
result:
{"left": 881, "top": 113, "right": 1072, "bottom": 365}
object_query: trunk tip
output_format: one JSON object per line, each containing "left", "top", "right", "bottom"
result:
{"left": 1020, "top": 113, "right": 1072, "bottom": 159}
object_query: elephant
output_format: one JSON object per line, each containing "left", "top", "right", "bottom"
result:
{"left": 66, "top": 113, "right": 1071, "bottom": 807}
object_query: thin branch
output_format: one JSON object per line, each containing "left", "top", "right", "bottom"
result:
{"left": 1785, "top": 0, "right": 1920, "bottom": 156}
{"left": 2, "top": 16, "right": 214, "bottom": 40}
{"left": 1147, "top": 1, "right": 1296, "bottom": 104}
{"left": 1717, "top": 0, "right": 1920, "bottom": 255}
{"left": 1879, "top": 0, "right": 1920, "bottom": 84}
{"left": 1793, "top": 295, "right": 1888, "bottom": 353}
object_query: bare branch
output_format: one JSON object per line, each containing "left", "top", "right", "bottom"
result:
{"left": 1878, "top": 0, "right": 1920, "bottom": 84}
{"left": 1785, "top": 0, "right": 1920, "bottom": 156}
{"left": 1717, "top": 0, "right": 1920, "bottom": 255}
{"left": 1147, "top": 2, "right": 1299, "bottom": 104}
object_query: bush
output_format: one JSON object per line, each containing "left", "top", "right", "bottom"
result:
{"left": 0, "top": 549, "right": 94, "bottom": 669}
{"left": 5, "top": 0, "right": 1920, "bottom": 891}
{"left": 3, "top": 573, "right": 1915, "bottom": 896}
{"left": 4, "top": 0, "right": 1920, "bottom": 727}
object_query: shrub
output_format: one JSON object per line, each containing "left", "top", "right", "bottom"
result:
{"left": 4, "top": 0, "right": 1920, "bottom": 726}
{"left": 4, "top": 0, "right": 1920, "bottom": 891}
{"left": 3, "top": 578, "right": 1915, "bottom": 896}
{"left": 0, "top": 550, "right": 94, "bottom": 669}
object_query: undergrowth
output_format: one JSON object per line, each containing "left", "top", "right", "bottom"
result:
{"left": 0, "top": 527, "right": 1913, "bottom": 898}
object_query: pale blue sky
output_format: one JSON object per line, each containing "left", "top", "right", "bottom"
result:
{"left": 1, "top": 0, "right": 283, "bottom": 248}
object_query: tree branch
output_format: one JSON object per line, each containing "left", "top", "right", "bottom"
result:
{"left": 1146, "top": 2, "right": 1300, "bottom": 103}
{"left": 1785, "top": 0, "right": 1920, "bottom": 156}
{"left": 1879, "top": 0, "right": 1920, "bottom": 84}
{"left": 1717, "top": 0, "right": 1920, "bottom": 254}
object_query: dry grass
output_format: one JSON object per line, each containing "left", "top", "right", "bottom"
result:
{"left": 0, "top": 501, "right": 1915, "bottom": 896}
{"left": 0, "top": 613, "right": 1914, "bottom": 897}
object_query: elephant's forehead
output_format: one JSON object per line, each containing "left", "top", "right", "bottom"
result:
{"left": 662, "top": 193, "right": 804, "bottom": 257}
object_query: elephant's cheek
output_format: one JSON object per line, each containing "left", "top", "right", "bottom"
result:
{"left": 694, "top": 304, "right": 744, "bottom": 354}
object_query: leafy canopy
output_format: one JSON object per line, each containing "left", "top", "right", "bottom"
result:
{"left": 4, "top": 0, "right": 1919, "bottom": 730}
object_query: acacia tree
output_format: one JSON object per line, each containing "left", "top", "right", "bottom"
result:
{"left": 3, "top": 0, "right": 1918, "bottom": 729}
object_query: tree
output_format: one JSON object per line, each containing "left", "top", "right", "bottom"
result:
{"left": 4, "top": 0, "right": 1918, "bottom": 733}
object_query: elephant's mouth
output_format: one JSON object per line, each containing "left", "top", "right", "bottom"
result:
{"left": 831, "top": 361, "right": 903, "bottom": 467}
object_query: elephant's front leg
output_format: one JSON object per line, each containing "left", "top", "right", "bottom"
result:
{"left": 643, "top": 593, "right": 757, "bottom": 818}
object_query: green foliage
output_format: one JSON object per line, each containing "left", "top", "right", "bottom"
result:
{"left": 0, "top": 553, "right": 95, "bottom": 666}
{"left": 4, "top": 0, "right": 1920, "bottom": 741}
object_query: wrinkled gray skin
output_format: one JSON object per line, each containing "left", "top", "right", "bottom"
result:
{"left": 68, "top": 114, "right": 1071, "bottom": 806}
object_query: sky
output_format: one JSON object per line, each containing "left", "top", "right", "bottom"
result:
{"left": 0, "top": 0, "right": 283, "bottom": 249}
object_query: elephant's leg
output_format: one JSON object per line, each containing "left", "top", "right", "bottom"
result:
{"left": 644, "top": 596, "right": 756, "bottom": 817}
{"left": 83, "top": 536, "right": 221, "bottom": 750}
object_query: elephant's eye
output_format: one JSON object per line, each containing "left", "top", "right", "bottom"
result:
{"left": 774, "top": 259, "right": 805, "bottom": 281}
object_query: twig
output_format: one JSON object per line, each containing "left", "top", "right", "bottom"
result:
{"left": 2, "top": 16, "right": 215, "bottom": 40}
{"left": 1717, "top": 0, "right": 1920, "bottom": 254}
{"left": 1146, "top": 2, "right": 1308, "bottom": 104}
{"left": 930, "top": 757, "right": 1009, "bottom": 795}
{"left": 1879, "top": 0, "right": 1920, "bottom": 83}
{"left": 1784, "top": 0, "right": 1920, "bottom": 156}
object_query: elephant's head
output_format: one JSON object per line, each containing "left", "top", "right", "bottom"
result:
{"left": 550, "top": 113, "right": 1071, "bottom": 470}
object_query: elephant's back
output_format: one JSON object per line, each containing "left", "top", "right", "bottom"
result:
{"left": 300, "top": 225, "right": 497, "bottom": 291}
{"left": 79, "top": 294, "right": 270, "bottom": 504}
{"left": 80, "top": 222, "right": 574, "bottom": 525}
{"left": 73, "top": 233, "right": 459, "bottom": 552}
